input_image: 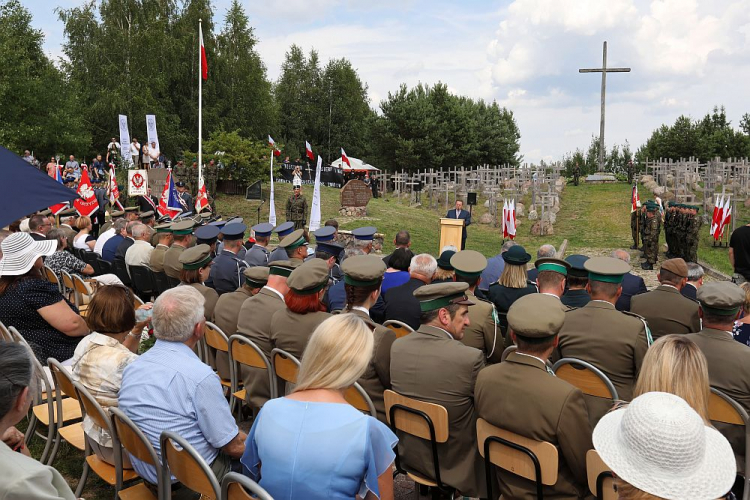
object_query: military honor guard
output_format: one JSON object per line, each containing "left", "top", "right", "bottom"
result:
{"left": 556, "top": 256, "right": 651, "bottom": 424}
{"left": 630, "top": 258, "right": 701, "bottom": 340}
{"left": 390, "top": 282, "right": 486, "bottom": 498}
{"left": 340, "top": 255, "right": 396, "bottom": 422}
{"left": 268, "top": 222, "right": 295, "bottom": 263}
{"left": 163, "top": 220, "right": 194, "bottom": 280}
{"left": 175, "top": 180, "right": 193, "bottom": 213}
{"left": 476, "top": 294, "right": 593, "bottom": 499}
{"left": 245, "top": 223, "right": 273, "bottom": 267}
{"left": 209, "top": 223, "right": 248, "bottom": 295}
{"left": 641, "top": 200, "right": 661, "bottom": 270}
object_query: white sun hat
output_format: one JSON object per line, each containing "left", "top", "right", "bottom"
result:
{"left": 593, "top": 392, "right": 736, "bottom": 500}
{"left": 0, "top": 232, "right": 57, "bottom": 276}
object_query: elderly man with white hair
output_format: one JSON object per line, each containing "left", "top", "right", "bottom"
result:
{"left": 371, "top": 253, "right": 437, "bottom": 330}
{"left": 118, "top": 287, "right": 246, "bottom": 492}
{"left": 527, "top": 244, "right": 556, "bottom": 282}
{"left": 124, "top": 223, "right": 154, "bottom": 274}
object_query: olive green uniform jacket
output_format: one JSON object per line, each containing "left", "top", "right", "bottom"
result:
{"left": 630, "top": 284, "right": 700, "bottom": 341}
{"left": 459, "top": 289, "right": 503, "bottom": 364}
{"left": 212, "top": 286, "right": 253, "bottom": 380}
{"left": 163, "top": 244, "right": 186, "bottom": 280}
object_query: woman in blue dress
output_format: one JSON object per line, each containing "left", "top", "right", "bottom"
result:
{"left": 241, "top": 313, "right": 398, "bottom": 500}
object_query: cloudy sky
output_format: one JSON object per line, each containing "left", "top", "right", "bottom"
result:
{"left": 28, "top": 0, "right": 750, "bottom": 163}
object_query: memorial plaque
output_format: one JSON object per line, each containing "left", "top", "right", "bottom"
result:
{"left": 245, "top": 180, "right": 263, "bottom": 201}
{"left": 340, "top": 180, "right": 372, "bottom": 207}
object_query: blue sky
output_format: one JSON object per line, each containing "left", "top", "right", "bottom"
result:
{"left": 26, "top": 0, "right": 750, "bottom": 163}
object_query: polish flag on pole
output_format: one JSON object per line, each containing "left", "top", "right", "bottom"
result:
{"left": 501, "top": 200, "right": 508, "bottom": 239}
{"left": 508, "top": 200, "right": 517, "bottom": 239}
{"left": 108, "top": 164, "right": 123, "bottom": 211}
{"left": 195, "top": 174, "right": 210, "bottom": 213}
{"left": 719, "top": 196, "right": 732, "bottom": 239}
{"left": 305, "top": 141, "right": 314, "bottom": 161}
{"left": 341, "top": 148, "right": 351, "bottom": 167}
{"left": 49, "top": 164, "right": 69, "bottom": 215}
{"left": 268, "top": 136, "right": 281, "bottom": 156}
{"left": 631, "top": 185, "right": 640, "bottom": 213}
{"left": 199, "top": 24, "right": 208, "bottom": 80}
{"left": 712, "top": 195, "right": 725, "bottom": 240}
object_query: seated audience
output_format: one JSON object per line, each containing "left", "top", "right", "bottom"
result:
{"left": 0, "top": 233, "right": 88, "bottom": 363}
{"left": 381, "top": 229, "right": 411, "bottom": 268}
{"left": 526, "top": 243, "right": 555, "bottom": 282}
{"left": 124, "top": 223, "right": 154, "bottom": 273}
{"left": 476, "top": 294, "right": 592, "bottom": 499}
{"left": 380, "top": 247, "right": 412, "bottom": 294}
{"left": 73, "top": 215, "right": 96, "bottom": 252}
{"left": 119, "top": 286, "right": 246, "bottom": 489}
{"left": 593, "top": 392, "right": 735, "bottom": 500}
{"left": 633, "top": 334, "right": 710, "bottom": 423}
{"left": 431, "top": 248, "right": 456, "bottom": 283}
{"left": 241, "top": 314, "right": 397, "bottom": 500}
{"left": 371, "top": 253, "right": 437, "bottom": 330}
{"left": 114, "top": 221, "right": 138, "bottom": 262}
{"left": 45, "top": 228, "right": 95, "bottom": 277}
{"left": 70, "top": 286, "right": 150, "bottom": 466}
{"left": 101, "top": 219, "right": 128, "bottom": 263}
{"left": 477, "top": 240, "right": 515, "bottom": 297}
{"left": 390, "top": 282, "right": 485, "bottom": 497}
{"left": 561, "top": 254, "right": 591, "bottom": 308}
{"left": 179, "top": 244, "right": 218, "bottom": 321}
{"left": 631, "top": 258, "right": 700, "bottom": 340}
{"left": 534, "top": 256, "right": 570, "bottom": 299}
{"left": 0, "top": 342, "right": 78, "bottom": 500}
{"left": 733, "top": 282, "right": 750, "bottom": 347}
{"left": 487, "top": 245, "right": 537, "bottom": 337}
{"left": 611, "top": 249, "right": 647, "bottom": 311}
{"left": 682, "top": 262, "right": 704, "bottom": 300}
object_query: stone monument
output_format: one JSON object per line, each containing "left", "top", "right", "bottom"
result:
{"left": 339, "top": 179, "right": 372, "bottom": 217}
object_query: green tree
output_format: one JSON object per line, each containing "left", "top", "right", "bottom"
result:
{"left": 184, "top": 129, "right": 269, "bottom": 183}
{"left": 0, "top": 0, "right": 89, "bottom": 157}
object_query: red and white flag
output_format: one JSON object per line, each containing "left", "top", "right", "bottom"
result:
{"left": 719, "top": 196, "right": 732, "bottom": 239}
{"left": 712, "top": 195, "right": 725, "bottom": 240}
{"left": 501, "top": 200, "right": 508, "bottom": 238}
{"left": 108, "top": 164, "right": 124, "bottom": 211}
{"left": 158, "top": 170, "right": 182, "bottom": 219}
{"left": 200, "top": 25, "right": 208, "bottom": 80}
{"left": 341, "top": 148, "right": 351, "bottom": 167}
{"left": 268, "top": 135, "right": 275, "bottom": 147}
{"left": 49, "top": 163, "right": 69, "bottom": 215}
{"left": 631, "top": 185, "right": 640, "bottom": 213}
{"left": 74, "top": 169, "right": 99, "bottom": 217}
{"left": 508, "top": 199, "right": 517, "bottom": 239}
{"left": 195, "top": 174, "right": 210, "bottom": 213}
{"left": 305, "top": 141, "right": 314, "bottom": 161}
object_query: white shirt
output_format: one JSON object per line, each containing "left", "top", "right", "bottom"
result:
{"left": 263, "top": 285, "right": 284, "bottom": 301}
{"left": 94, "top": 228, "right": 115, "bottom": 255}
{"left": 130, "top": 141, "right": 140, "bottom": 157}
{"left": 73, "top": 232, "right": 92, "bottom": 251}
{"left": 125, "top": 240, "right": 154, "bottom": 271}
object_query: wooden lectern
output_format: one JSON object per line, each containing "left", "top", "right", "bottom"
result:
{"left": 439, "top": 218, "right": 464, "bottom": 251}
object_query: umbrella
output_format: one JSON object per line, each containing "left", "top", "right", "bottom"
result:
{"left": 0, "top": 145, "right": 79, "bottom": 228}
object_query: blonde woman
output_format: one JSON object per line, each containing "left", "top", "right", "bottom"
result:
{"left": 73, "top": 215, "right": 96, "bottom": 251}
{"left": 241, "top": 314, "right": 397, "bottom": 500}
{"left": 633, "top": 334, "right": 711, "bottom": 424}
{"left": 487, "top": 245, "right": 536, "bottom": 337}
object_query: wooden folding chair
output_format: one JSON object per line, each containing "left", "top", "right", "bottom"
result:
{"left": 383, "top": 319, "right": 414, "bottom": 339}
{"left": 221, "top": 471, "right": 274, "bottom": 500}
{"left": 345, "top": 383, "right": 378, "bottom": 417}
{"left": 160, "top": 431, "right": 221, "bottom": 500}
{"left": 271, "top": 348, "right": 301, "bottom": 390}
{"left": 44, "top": 265, "right": 62, "bottom": 293}
{"left": 46, "top": 358, "right": 85, "bottom": 465}
{"left": 61, "top": 270, "right": 76, "bottom": 302}
{"left": 204, "top": 322, "right": 232, "bottom": 392}
{"left": 110, "top": 407, "right": 162, "bottom": 500}
{"left": 586, "top": 449, "right": 616, "bottom": 500}
{"left": 72, "top": 274, "right": 95, "bottom": 316}
{"left": 551, "top": 358, "right": 619, "bottom": 401}
{"left": 228, "top": 335, "right": 274, "bottom": 419}
{"left": 384, "top": 389, "right": 453, "bottom": 494}
{"left": 73, "top": 381, "right": 140, "bottom": 498}
{"left": 709, "top": 388, "right": 749, "bottom": 500}
{"left": 476, "top": 418, "right": 559, "bottom": 500}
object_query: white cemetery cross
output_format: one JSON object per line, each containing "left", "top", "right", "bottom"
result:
{"left": 579, "top": 41, "right": 631, "bottom": 171}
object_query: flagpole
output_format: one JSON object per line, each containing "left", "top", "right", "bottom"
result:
{"left": 198, "top": 18, "right": 203, "bottom": 195}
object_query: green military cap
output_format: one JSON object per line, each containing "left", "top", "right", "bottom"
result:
{"left": 450, "top": 250, "right": 487, "bottom": 278}
{"left": 268, "top": 259, "right": 301, "bottom": 278}
{"left": 534, "top": 257, "right": 571, "bottom": 276}
{"left": 155, "top": 223, "right": 173, "bottom": 233}
{"left": 507, "top": 294, "right": 566, "bottom": 338}
{"left": 111, "top": 210, "right": 125, "bottom": 217}
{"left": 661, "top": 258, "right": 688, "bottom": 278}
{"left": 59, "top": 207, "right": 77, "bottom": 216}
{"left": 645, "top": 202, "right": 659, "bottom": 212}
{"left": 124, "top": 206, "right": 138, "bottom": 212}
{"left": 413, "top": 282, "right": 475, "bottom": 312}
{"left": 342, "top": 255, "right": 386, "bottom": 286}
{"left": 170, "top": 220, "right": 195, "bottom": 235}
{"left": 279, "top": 229, "right": 307, "bottom": 251}
{"left": 179, "top": 244, "right": 213, "bottom": 270}
{"left": 697, "top": 282, "right": 745, "bottom": 316}
{"left": 286, "top": 259, "right": 329, "bottom": 295}
{"left": 37, "top": 208, "right": 52, "bottom": 216}
{"left": 139, "top": 211, "right": 154, "bottom": 220}
{"left": 584, "top": 256, "right": 630, "bottom": 284}
{"left": 243, "top": 266, "right": 270, "bottom": 288}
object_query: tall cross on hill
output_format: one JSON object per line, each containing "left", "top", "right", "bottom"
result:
{"left": 579, "top": 41, "right": 631, "bottom": 171}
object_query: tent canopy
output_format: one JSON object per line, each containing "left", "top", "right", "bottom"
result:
{"left": 331, "top": 157, "right": 379, "bottom": 172}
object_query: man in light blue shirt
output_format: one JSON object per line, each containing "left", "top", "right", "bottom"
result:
{"left": 64, "top": 154, "right": 80, "bottom": 180}
{"left": 119, "top": 286, "right": 246, "bottom": 486}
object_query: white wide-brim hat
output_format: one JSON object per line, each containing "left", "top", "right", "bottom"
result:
{"left": 593, "top": 391, "right": 736, "bottom": 500}
{"left": 0, "top": 232, "right": 57, "bottom": 276}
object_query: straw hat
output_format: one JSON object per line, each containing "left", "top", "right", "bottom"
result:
{"left": 593, "top": 392, "right": 735, "bottom": 500}
{"left": 0, "top": 232, "right": 56, "bottom": 276}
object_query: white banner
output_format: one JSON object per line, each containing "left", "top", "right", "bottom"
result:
{"left": 269, "top": 153, "right": 277, "bottom": 226}
{"left": 118, "top": 115, "right": 132, "bottom": 163}
{"left": 128, "top": 169, "right": 149, "bottom": 197}
{"left": 308, "top": 156, "right": 322, "bottom": 232}
{"left": 145, "top": 114, "right": 160, "bottom": 154}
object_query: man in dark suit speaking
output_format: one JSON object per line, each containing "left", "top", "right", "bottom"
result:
{"left": 446, "top": 199, "right": 471, "bottom": 250}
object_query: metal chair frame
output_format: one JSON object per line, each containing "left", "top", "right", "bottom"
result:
{"left": 710, "top": 387, "right": 750, "bottom": 500}
{"left": 228, "top": 335, "right": 276, "bottom": 419}
{"left": 45, "top": 358, "right": 84, "bottom": 465}
{"left": 160, "top": 430, "right": 221, "bottom": 500}
{"left": 483, "top": 435, "right": 544, "bottom": 500}
{"left": 220, "top": 471, "right": 274, "bottom": 500}
{"left": 551, "top": 358, "right": 619, "bottom": 401}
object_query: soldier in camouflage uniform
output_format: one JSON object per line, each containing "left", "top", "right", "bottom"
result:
{"left": 686, "top": 205, "right": 702, "bottom": 263}
{"left": 285, "top": 185, "right": 308, "bottom": 230}
{"left": 630, "top": 204, "right": 641, "bottom": 250}
{"left": 663, "top": 203, "right": 674, "bottom": 258}
{"left": 641, "top": 201, "right": 660, "bottom": 270}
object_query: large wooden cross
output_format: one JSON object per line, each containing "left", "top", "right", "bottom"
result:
{"left": 579, "top": 41, "right": 631, "bottom": 171}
